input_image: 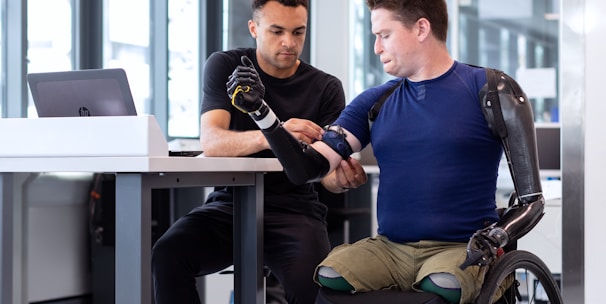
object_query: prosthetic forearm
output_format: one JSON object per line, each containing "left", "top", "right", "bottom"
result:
{"left": 246, "top": 101, "right": 353, "bottom": 185}
{"left": 487, "top": 197, "right": 544, "bottom": 247}
{"left": 248, "top": 101, "right": 330, "bottom": 184}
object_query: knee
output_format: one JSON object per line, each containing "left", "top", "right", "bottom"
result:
{"left": 316, "top": 266, "right": 354, "bottom": 292}
{"left": 151, "top": 234, "right": 181, "bottom": 271}
{"left": 418, "top": 273, "right": 461, "bottom": 304}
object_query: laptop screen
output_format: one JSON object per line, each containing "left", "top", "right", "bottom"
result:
{"left": 27, "top": 68, "right": 137, "bottom": 117}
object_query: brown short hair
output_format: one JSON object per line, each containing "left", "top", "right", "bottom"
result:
{"left": 366, "top": 0, "right": 448, "bottom": 42}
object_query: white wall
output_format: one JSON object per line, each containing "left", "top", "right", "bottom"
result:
{"left": 583, "top": 0, "right": 606, "bottom": 302}
{"left": 310, "top": 0, "right": 351, "bottom": 101}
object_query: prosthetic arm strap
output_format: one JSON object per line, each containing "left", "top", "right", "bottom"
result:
{"left": 249, "top": 100, "right": 330, "bottom": 185}
{"left": 321, "top": 125, "right": 354, "bottom": 160}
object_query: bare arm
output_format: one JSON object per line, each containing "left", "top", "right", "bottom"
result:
{"left": 200, "top": 109, "right": 330, "bottom": 157}
{"left": 199, "top": 109, "right": 268, "bottom": 157}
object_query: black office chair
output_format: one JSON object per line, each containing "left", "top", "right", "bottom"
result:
{"left": 315, "top": 193, "right": 563, "bottom": 304}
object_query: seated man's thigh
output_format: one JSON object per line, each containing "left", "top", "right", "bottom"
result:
{"left": 414, "top": 241, "right": 483, "bottom": 303}
{"left": 316, "top": 236, "right": 415, "bottom": 292}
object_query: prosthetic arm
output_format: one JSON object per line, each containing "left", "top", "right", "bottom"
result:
{"left": 227, "top": 56, "right": 352, "bottom": 185}
{"left": 461, "top": 69, "right": 546, "bottom": 269}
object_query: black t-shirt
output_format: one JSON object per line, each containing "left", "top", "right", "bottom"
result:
{"left": 201, "top": 48, "right": 345, "bottom": 212}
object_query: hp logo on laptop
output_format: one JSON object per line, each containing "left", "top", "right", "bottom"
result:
{"left": 79, "top": 107, "right": 91, "bottom": 116}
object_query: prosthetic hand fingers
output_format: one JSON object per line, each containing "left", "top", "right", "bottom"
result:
{"left": 226, "top": 57, "right": 266, "bottom": 113}
{"left": 227, "top": 76, "right": 265, "bottom": 114}
{"left": 230, "top": 90, "right": 264, "bottom": 114}
{"left": 227, "top": 67, "right": 261, "bottom": 94}
{"left": 236, "top": 56, "right": 264, "bottom": 92}
{"left": 240, "top": 55, "right": 255, "bottom": 68}
{"left": 229, "top": 66, "right": 260, "bottom": 84}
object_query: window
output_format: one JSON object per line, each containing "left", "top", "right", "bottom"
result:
{"left": 104, "top": 0, "right": 150, "bottom": 115}
{"left": 457, "top": 0, "right": 559, "bottom": 123}
{"left": 27, "top": 0, "right": 73, "bottom": 117}
{"left": 168, "top": 0, "right": 200, "bottom": 138}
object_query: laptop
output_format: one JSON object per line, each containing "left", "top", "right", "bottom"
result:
{"left": 27, "top": 68, "right": 137, "bottom": 117}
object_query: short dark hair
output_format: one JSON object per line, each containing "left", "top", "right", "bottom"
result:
{"left": 366, "top": 0, "right": 448, "bottom": 42}
{"left": 252, "top": 0, "right": 309, "bottom": 13}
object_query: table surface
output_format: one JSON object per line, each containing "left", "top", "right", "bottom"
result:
{"left": 0, "top": 155, "right": 282, "bottom": 173}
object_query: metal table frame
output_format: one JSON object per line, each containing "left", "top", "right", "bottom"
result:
{"left": 0, "top": 156, "right": 280, "bottom": 304}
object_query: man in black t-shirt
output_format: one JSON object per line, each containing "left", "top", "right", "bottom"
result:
{"left": 151, "top": 1, "right": 367, "bottom": 303}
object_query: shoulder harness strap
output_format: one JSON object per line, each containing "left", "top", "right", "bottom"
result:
{"left": 484, "top": 68, "right": 508, "bottom": 139}
{"left": 368, "top": 80, "right": 404, "bottom": 124}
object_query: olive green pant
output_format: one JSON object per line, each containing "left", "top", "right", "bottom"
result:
{"left": 314, "top": 235, "right": 486, "bottom": 304}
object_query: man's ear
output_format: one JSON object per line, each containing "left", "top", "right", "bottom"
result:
{"left": 416, "top": 17, "right": 431, "bottom": 41}
{"left": 248, "top": 19, "right": 257, "bottom": 39}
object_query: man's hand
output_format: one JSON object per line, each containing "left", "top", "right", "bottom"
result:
{"left": 227, "top": 56, "right": 266, "bottom": 113}
{"left": 321, "top": 157, "right": 367, "bottom": 193}
{"left": 282, "top": 118, "right": 325, "bottom": 144}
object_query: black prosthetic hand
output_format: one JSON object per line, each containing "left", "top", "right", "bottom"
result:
{"left": 227, "top": 56, "right": 266, "bottom": 114}
{"left": 226, "top": 56, "right": 330, "bottom": 184}
{"left": 227, "top": 56, "right": 280, "bottom": 131}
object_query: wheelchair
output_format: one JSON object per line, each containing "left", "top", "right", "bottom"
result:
{"left": 315, "top": 193, "right": 563, "bottom": 304}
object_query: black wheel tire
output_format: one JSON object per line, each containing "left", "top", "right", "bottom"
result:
{"left": 476, "top": 250, "right": 563, "bottom": 304}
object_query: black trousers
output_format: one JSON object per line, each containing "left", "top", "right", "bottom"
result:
{"left": 152, "top": 200, "right": 331, "bottom": 304}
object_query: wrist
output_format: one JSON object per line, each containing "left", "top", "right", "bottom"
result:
{"left": 249, "top": 100, "right": 280, "bottom": 131}
{"left": 330, "top": 177, "right": 351, "bottom": 193}
{"left": 338, "top": 186, "right": 351, "bottom": 193}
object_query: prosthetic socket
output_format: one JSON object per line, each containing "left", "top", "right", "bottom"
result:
{"left": 248, "top": 101, "right": 341, "bottom": 185}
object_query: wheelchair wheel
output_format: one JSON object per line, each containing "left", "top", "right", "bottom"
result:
{"left": 476, "top": 250, "right": 562, "bottom": 304}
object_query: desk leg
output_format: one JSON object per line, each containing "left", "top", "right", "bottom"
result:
{"left": 233, "top": 172, "right": 264, "bottom": 304}
{"left": 115, "top": 174, "right": 152, "bottom": 304}
{"left": 0, "top": 173, "right": 34, "bottom": 304}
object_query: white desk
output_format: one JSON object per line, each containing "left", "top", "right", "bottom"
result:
{"left": 0, "top": 156, "right": 281, "bottom": 304}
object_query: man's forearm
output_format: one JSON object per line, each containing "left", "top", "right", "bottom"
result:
{"left": 201, "top": 128, "right": 269, "bottom": 157}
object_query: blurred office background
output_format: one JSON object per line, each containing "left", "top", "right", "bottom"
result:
{"left": 1, "top": 0, "right": 603, "bottom": 303}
